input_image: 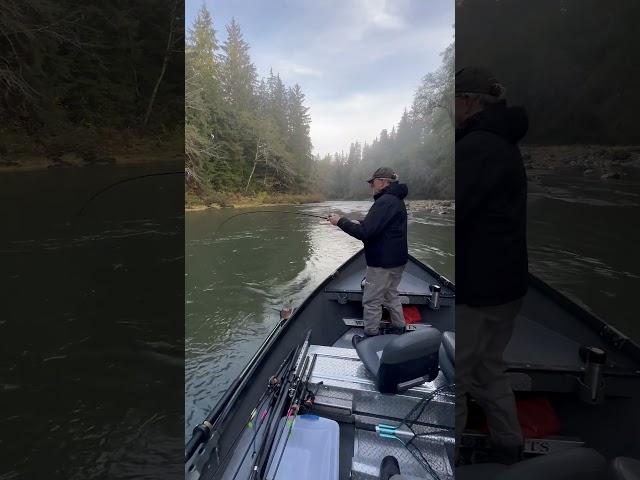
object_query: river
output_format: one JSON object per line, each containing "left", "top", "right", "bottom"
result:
{"left": 185, "top": 201, "right": 454, "bottom": 437}
{"left": 186, "top": 170, "right": 640, "bottom": 439}
{"left": 1, "top": 163, "right": 184, "bottom": 479}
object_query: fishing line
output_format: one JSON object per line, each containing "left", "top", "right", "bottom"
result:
{"left": 73, "top": 171, "right": 185, "bottom": 220}
{"left": 212, "top": 210, "right": 329, "bottom": 239}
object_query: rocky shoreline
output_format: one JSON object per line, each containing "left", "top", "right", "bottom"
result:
{"left": 406, "top": 199, "right": 454, "bottom": 216}
{"left": 521, "top": 145, "right": 640, "bottom": 180}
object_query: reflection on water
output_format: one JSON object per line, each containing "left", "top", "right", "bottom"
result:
{"left": 185, "top": 201, "right": 454, "bottom": 436}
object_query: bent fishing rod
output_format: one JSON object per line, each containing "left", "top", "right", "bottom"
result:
{"left": 73, "top": 171, "right": 185, "bottom": 219}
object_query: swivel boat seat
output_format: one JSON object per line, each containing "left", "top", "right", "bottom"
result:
{"left": 354, "top": 327, "right": 442, "bottom": 394}
{"left": 456, "top": 447, "right": 606, "bottom": 480}
{"left": 439, "top": 330, "right": 455, "bottom": 384}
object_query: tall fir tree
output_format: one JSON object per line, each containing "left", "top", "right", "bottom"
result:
{"left": 219, "top": 18, "right": 257, "bottom": 111}
{"left": 287, "top": 84, "right": 313, "bottom": 173}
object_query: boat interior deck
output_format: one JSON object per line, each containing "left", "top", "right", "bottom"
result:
{"left": 505, "top": 287, "right": 637, "bottom": 374}
{"left": 306, "top": 337, "right": 455, "bottom": 480}
{"left": 307, "top": 256, "right": 455, "bottom": 479}
{"left": 195, "top": 255, "right": 456, "bottom": 480}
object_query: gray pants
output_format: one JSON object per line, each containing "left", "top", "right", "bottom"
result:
{"left": 455, "top": 298, "right": 524, "bottom": 452}
{"left": 362, "top": 265, "right": 406, "bottom": 336}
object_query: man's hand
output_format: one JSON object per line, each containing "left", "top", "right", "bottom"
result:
{"left": 327, "top": 213, "right": 341, "bottom": 225}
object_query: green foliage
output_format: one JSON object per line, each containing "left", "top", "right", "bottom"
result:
{"left": 185, "top": 7, "right": 313, "bottom": 201}
{"left": 1, "top": 0, "right": 184, "bottom": 148}
{"left": 456, "top": 0, "right": 640, "bottom": 144}
{"left": 186, "top": 6, "right": 452, "bottom": 203}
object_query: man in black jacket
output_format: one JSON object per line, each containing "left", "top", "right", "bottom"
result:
{"left": 328, "top": 167, "right": 408, "bottom": 343}
{"left": 455, "top": 67, "right": 529, "bottom": 463}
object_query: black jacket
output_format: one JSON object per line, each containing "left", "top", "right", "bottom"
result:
{"left": 338, "top": 183, "right": 408, "bottom": 268}
{"left": 455, "top": 102, "right": 529, "bottom": 306}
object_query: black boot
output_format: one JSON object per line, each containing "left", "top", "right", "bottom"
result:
{"left": 484, "top": 444, "right": 523, "bottom": 465}
{"left": 379, "top": 456, "right": 401, "bottom": 480}
{"left": 386, "top": 326, "right": 406, "bottom": 335}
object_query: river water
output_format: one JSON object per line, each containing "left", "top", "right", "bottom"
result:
{"left": 185, "top": 201, "right": 454, "bottom": 437}
{"left": 3, "top": 164, "right": 636, "bottom": 462}
{"left": 527, "top": 168, "right": 640, "bottom": 342}
{"left": 186, "top": 170, "right": 640, "bottom": 439}
{"left": 1, "top": 163, "right": 184, "bottom": 479}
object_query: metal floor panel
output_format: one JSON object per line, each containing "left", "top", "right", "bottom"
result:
{"left": 308, "top": 344, "right": 453, "bottom": 397}
{"left": 306, "top": 344, "right": 455, "bottom": 479}
{"left": 351, "top": 429, "right": 454, "bottom": 480}
{"left": 332, "top": 327, "right": 362, "bottom": 349}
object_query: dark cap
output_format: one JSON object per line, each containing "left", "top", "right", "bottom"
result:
{"left": 366, "top": 167, "right": 398, "bottom": 183}
{"left": 455, "top": 66, "right": 503, "bottom": 96}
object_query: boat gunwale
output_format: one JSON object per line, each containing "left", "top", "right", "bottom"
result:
{"left": 528, "top": 273, "right": 640, "bottom": 364}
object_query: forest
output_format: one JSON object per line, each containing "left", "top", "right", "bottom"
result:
{"left": 186, "top": 5, "right": 454, "bottom": 205}
{"left": 0, "top": 0, "right": 184, "bottom": 165}
{"left": 456, "top": 0, "right": 640, "bottom": 145}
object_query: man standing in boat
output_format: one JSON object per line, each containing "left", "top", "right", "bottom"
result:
{"left": 454, "top": 67, "right": 529, "bottom": 464}
{"left": 328, "top": 167, "right": 408, "bottom": 344}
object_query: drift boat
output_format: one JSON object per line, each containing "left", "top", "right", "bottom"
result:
{"left": 458, "top": 275, "right": 640, "bottom": 478}
{"left": 186, "top": 249, "right": 456, "bottom": 480}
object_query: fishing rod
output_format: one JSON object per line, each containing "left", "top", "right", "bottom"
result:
{"left": 212, "top": 210, "right": 330, "bottom": 239}
{"left": 250, "top": 330, "right": 312, "bottom": 480}
{"left": 73, "top": 171, "right": 184, "bottom": 219}
{"left": 268, "top": 353, "right": 319, "bottom": 480}
{"left": 227, "top": 347, "right": 299, "bottom": 480}
{"left": 262, "top": 354, "right": 311, "bottom": 478}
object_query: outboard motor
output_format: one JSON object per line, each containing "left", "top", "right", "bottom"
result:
{"left": 577, "top": 345, "right": 606, "bottom": 405}
{"left": 429, "top": 284, "right": 441, "bottom": 310}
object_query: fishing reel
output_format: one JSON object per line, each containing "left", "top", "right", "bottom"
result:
{"left": 268, "top": 375, "right": 281, "bottom": 389}
{"left": 302, "top": 382, "right": 324, "bottom": 411}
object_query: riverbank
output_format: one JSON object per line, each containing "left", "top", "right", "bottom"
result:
{"left": 406, "top": 199, "right": 454, "bottom": 216}
{"left": 185, "top": 192, "right": 326, "bottom": 211}
{"left": 0, "top": 153, "right": 183, "bottom": 173}
{"left": 0, "top": 131, "right": 183, "bottom": 173}
{"left": 186, "top": 195, "right": 455, "bottom": 214}
{"left": 522, "top": 144, "right": 640, "bottom": 180}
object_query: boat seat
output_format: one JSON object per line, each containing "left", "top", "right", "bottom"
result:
{"left": 354, "top": 328, "right": 441, "bottom": 394}
{"left": 610, "top": 457, "right": 640, "bottom": 480}
{"left": 439, "top": 331, "right": 455, "bottom": 382}
{"left": 456, "top": 448, "right": 606, "bottom": 480}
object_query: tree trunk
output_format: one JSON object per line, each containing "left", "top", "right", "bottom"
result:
{"left": 143, "top": 0, "right": 176, "bottom": 127}
{"left": 245, "top": 137, "right": 261, "bottom": 193}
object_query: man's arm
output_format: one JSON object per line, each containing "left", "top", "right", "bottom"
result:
{"left": 336, "top": 196, "right": 397, "bottom": 241}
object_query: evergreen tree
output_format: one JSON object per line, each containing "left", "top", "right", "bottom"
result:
{"left": 219, "top": 18, "right": 257, "bottom": 111}
{"left": 287, "top": 84, "right": 313, "bottom": 174}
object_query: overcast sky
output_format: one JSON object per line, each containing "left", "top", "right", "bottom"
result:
{"left": 186, "top": 0, "right": 454, "bottom": 157}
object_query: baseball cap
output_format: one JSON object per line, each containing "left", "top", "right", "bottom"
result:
{"left": 366, "top": 167, "right": 398, "bottom": 183}
{"left": 455, "top": 66, "right": 503, "bottom": 96}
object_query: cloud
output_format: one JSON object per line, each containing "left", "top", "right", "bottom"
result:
{"left": 269, "top": 60, "right": 323, "bottom": 78}
{"left": 189, "top": 0, "right": 454, "bottom": 158}
{"left": 309, "top": 90, "right": 414, "bottom": 157}
{"left": 358, "top": 0, "right": 406, "bottom": 30}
